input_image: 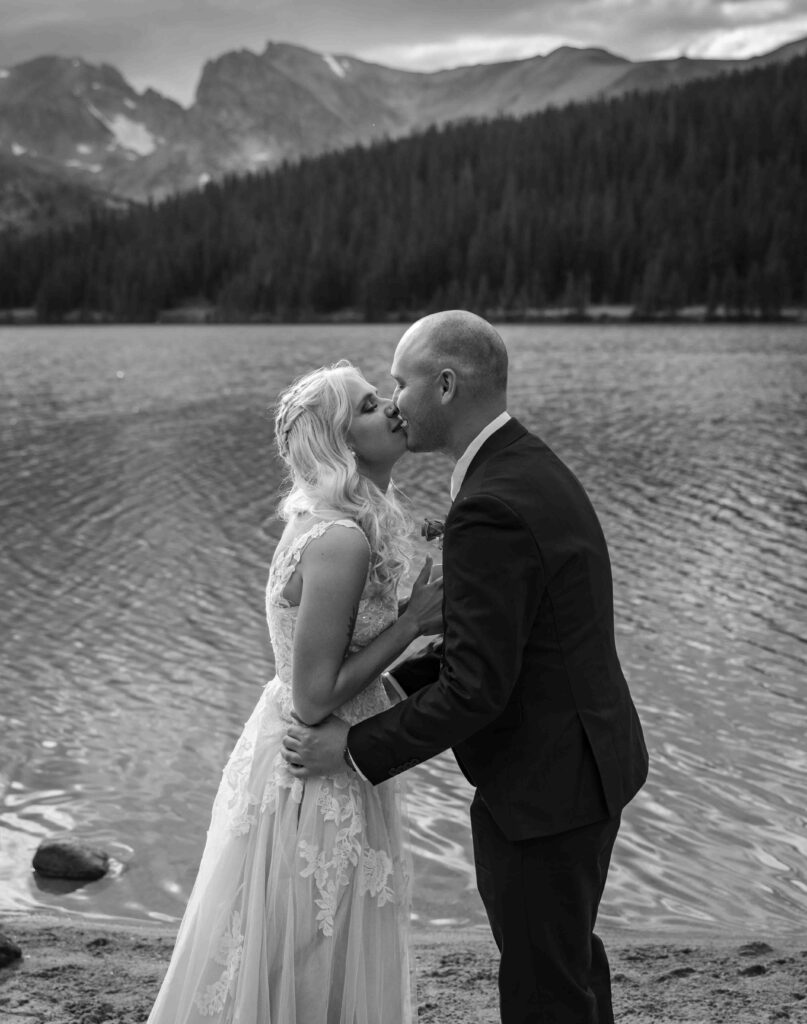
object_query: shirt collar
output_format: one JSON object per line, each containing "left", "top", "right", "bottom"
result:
{"left": 450, "top": 411, "right": 511, "bottom": 500}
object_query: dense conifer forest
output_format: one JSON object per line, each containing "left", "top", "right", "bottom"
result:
{"left": 1, "top": 54, "right": 805, "bottom": 322}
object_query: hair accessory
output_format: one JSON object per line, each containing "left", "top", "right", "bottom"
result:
{"left": 276, "top": 404, "right": 306, "bottom": 458}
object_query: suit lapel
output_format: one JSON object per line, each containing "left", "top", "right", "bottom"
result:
{"left": 457, "top": 417, "right": 528, "bottom": 498}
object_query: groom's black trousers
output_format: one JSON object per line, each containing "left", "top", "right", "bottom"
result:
{"left": 471, "top": 798, "right": 620, "bottom": 1024}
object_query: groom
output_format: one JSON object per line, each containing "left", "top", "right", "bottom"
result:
{"left": 285, "top": 310, "right": 649, "bottom": 1023}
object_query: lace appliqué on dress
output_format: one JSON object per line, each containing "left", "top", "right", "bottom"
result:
{"left": 219, "top": 748, "right": 304, "bottom": 837}
{"left": 219, "top": 735, "right": 258, "bottom": 837}
{"left": 213, "top": 682, "right": 304, "bottom": 837}
{"left": 361, "top": 847, "right": 395, "bottom": 905}
{"left": 194, "top": 909, "right": 244, "bottom": 1017}
{"left": 297, "top": 774, "right": 397, "bottom": 937}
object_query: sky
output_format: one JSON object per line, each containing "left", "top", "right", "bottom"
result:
{"left": 2, "top": 0, "right": 807, "bottom": 106}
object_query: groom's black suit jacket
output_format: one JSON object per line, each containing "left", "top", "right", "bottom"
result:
{"left": 349, "top": 418, "right": 648, "bottom": 840}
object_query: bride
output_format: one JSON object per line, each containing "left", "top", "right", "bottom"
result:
{"left": 148, "top": 360, "right": 442, "bottom": 1024}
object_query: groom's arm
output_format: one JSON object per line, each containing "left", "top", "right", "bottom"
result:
{"left": 348, "top": 494, "right": 543, "bottom": 782}
{"left": 386, "top": 640, "right": 444, "bottom": 696}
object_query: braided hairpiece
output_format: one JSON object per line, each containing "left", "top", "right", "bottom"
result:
{"left": 274, "top": 368, "right": 325, "bottom": 461}
{"left": 275, "top": 401, "right": 306, "bottom": 461}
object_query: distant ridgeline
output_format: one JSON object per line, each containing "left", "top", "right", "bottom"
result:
{"left": 1, "top": 54, "right": 805, "bottom": 322}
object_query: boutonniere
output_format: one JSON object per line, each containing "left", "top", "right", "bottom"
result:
{"left": 421, "top": 517, "right": 445, "bottom": 549}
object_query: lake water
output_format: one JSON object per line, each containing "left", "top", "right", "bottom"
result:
{"left": 1, "top": 323, "right": 805, "bottom": 937}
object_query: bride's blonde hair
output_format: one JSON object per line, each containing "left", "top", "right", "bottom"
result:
{"left": 274, "top": 360, "right": 411, "bottom": 592}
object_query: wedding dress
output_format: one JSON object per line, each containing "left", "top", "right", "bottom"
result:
{"left": 148, "top": 519, "right": 414, "bottom": 1024}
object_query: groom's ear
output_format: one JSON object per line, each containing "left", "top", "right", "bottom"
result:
{"left": 439, "top": 368, "right": 457, "bottom": 403}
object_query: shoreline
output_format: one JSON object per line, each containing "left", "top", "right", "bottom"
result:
{"left": 1, "top": 913, "right": 805, "bottom": 1022}
{"left": 1, "top": 305, "right": 806, "bottom": 327}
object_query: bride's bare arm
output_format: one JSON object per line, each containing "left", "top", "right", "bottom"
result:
{"left": 291, "top": 526, "right": 441, "bottom": 725}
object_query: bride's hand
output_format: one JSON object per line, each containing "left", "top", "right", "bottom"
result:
{"left": 403, "top": 556, "right": 444, "bottom": 636}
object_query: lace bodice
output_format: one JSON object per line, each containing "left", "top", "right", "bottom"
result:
{"left": 265, "top": 519, "right": 399, "bottom": 725}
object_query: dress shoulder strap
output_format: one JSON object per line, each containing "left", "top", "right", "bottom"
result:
{"left": 269, "top": 518, "right": 369, "bottom": 609}
{"left": 300, "top": 517, "right": 367, "bottom": 551}
{"left": 283, "top": 518, "right": 369, "bottom": 570}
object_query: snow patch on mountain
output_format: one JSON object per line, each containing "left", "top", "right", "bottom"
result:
{"left": 107, "top": 113, "right": 156, "bottom": 155}
{"left": 67, "top": 159, "right": 102, "bottom": 172}
{"left": 87, "top": 102, "right": 156, "bottom": 155}
{"left": 323, "top": 54, "right": 346, "bottom": 79}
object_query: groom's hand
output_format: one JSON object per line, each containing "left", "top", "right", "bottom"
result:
{"left": 283, "top": 715, "right": 350, "bottom": 777}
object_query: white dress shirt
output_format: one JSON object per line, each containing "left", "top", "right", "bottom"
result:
{"left": 449, "top": 411, "right": 512, "bottom": 500}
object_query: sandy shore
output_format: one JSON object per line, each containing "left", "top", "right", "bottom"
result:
{"left": 0, "top": 915, "right": 805, "bottom": 1023}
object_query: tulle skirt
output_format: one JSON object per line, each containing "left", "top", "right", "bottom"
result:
{"left": 148, "top": 676, "right": 414, "bottom": 1023}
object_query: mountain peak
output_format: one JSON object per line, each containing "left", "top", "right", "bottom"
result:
{"left": 6, "top": 55, "right": 133, "bottom": 99}
{"left": 543, "top": 44, "right": 627, "bottom": 64}
{"left": 2, "top": 37, "right": 803, "bottom": 205}
{"left": 262, "top": 39, "right": 320, "bottom": 59}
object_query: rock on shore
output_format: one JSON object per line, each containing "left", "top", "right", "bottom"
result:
{"left": 0, "top": 931, "right": 22, "bottom": 968}
{"left": 32, "top": 838, "right": 110, "bottom": 881}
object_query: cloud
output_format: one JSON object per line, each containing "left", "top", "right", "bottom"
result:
{"left": 357, "top": 0, "right": 807, "bottom": 70}
{"left": 362, "top": 32, "right": 575, "bottom": 72}
{"left": 688, "top": 13, "right": 807, "bottom": 55}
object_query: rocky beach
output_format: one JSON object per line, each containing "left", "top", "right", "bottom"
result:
{"left": 1, "top": 915, "right": 805, "bottom": 1023}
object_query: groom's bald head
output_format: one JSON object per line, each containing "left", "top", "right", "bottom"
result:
{"left": 396, "top": 310, "right": 508, "bottom": 399}
{"left": 390, "top": 310, "right": 509, "bottom": 456}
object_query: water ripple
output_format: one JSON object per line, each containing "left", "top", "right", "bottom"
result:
{"left": 1, "top": 323, "right": 805, "bottom": 934}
